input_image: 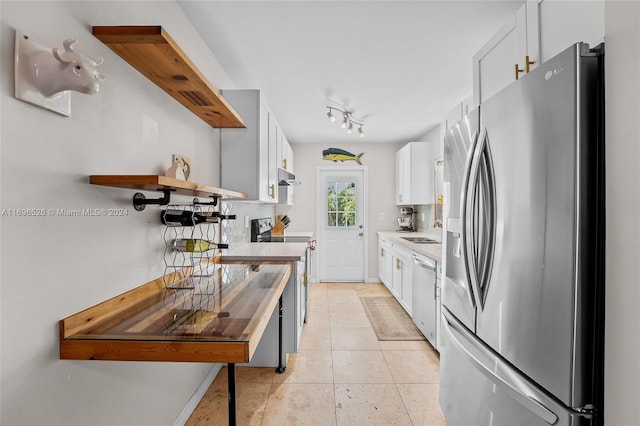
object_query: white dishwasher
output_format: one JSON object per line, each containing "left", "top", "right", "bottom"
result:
{"left": 411, "top": 252, "right": 438, "bottom": 348}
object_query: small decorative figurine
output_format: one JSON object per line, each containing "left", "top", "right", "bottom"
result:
{"left": 165, "top": 154, "right": 192, "bottom": 181}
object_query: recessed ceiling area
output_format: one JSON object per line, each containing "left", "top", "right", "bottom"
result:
{"left": 178, "top": 1, "right": 523, "bottom": 144}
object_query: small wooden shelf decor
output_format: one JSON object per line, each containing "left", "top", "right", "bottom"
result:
{"left": 92, "top": 26, "right": 245, "bottom": 129}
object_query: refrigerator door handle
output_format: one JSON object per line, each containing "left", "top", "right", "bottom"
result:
{"left": 442, "top": 308, "right": 559, "bottom": 425}
{"left": 463, "top": 127, "right": 497, "bottom": 311}
{"left": 476, "top": 128, "right": 497, "bottom": 308}
{"left": 463, "top": 128, "right": 485, "bottom": 311}
{"left": 460, "top": 127, "right": 480, "bottom": 309}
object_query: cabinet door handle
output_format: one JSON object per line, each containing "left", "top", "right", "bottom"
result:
{"left": 283, "top": 158, "right": 287, "bottom": 169}
{"left": 515, "top": 63, "right": 525, "bottom": 80}
{"left": 525, "top": 55, "right": 535, "bottom": 73}
{"left": 396, "top": 259, "right": 401, "bottom": 270}
{"left": 269, "top": 184, "right": 276, "bottom": 198}
{"left": 381, "top": 248, "right": 385, "bottom": 256}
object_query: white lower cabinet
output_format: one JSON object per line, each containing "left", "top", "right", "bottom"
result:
{"left": 391, "top": 246, "right": 413, "bottom": 316}
{"left": 378, "top": 236, "right": 392, "bottom": 289}
{"left": 377, "top": 235, "right": 440, "bottom": 350}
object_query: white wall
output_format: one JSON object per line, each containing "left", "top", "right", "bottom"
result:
{"left": 283, "top": 142, "right": 401, "bottom": 282}
{"left": 604, "top": 2, "right": 640, "bottom": 424}
{"left": 0, "top": 2, "right": 237, "bottom": 425}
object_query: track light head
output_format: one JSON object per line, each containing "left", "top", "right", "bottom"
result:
{"left": 327, "top": 107, "right": 336, "bottom": 122}
{"left": 341, "top": 114, "right": 349, "bottom": 129}
{"left": 326, "top": 105, "right": 365, "bottom": 138}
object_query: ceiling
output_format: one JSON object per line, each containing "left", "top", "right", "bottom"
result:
{"left": 178, "top": 1, "right": 523, "bottom": 144}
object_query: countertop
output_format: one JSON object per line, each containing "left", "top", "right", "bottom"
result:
{"left": 220, "top": 230, "right": 313, "bottom": 263}
{"left": 271, "top": 231, "right": 314, "bottom": 239}
{"left": 220, "top": 242, "right": 309, "bottom": 263}
{"left": 377, "top": 230, "right": 443, "bottom": 263}
{"left": 60, "top": 263, "right": 291, "bottom": 363}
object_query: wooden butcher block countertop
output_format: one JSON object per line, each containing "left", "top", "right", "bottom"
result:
{"left": 59, "top": 263, "right": 291, "bottom": 363}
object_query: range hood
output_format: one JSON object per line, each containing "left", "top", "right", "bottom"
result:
{"left": 278, "top": 168, "right": 301, "bottom": 186}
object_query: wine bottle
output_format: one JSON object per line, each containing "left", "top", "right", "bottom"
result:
{"left": 161, "top": 210, "right": 220, "bottom": 226}
{"left": 202, "top": 212, "right": 237, "bottom": 220}
{"left": 172, "top": 238, "right": 229, "bottom": 252}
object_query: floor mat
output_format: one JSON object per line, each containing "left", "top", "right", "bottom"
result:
{"left": 360, "top": 296, "right": 425, "bottom": 341}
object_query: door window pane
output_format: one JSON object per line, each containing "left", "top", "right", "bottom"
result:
{"left": 327, "top": 180, "right": 357, "bottom": 227}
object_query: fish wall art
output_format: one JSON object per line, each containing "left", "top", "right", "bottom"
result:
{"left": 322, "top": 148, "right": 364, "bottom": 165}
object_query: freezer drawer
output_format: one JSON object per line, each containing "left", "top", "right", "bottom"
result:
{"left": 440, "top": 308, "right": 595, "bottom": 426}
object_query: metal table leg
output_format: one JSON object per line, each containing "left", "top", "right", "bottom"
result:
{"left": 228, "top": 363, "right": 236, "bottom": 426}
{"left": 275, "top": 295, "right": 286, "bottom": 374}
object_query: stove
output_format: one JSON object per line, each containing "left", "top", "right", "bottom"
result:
{"left": 251, "top": 217, "right": 311, "bottom": 243}
{"left": 250, "top": 218, "right": 314, "bottom": 324}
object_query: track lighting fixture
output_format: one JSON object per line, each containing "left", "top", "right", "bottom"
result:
{"left": 326, "top": 106, "right": 365, "bottom": 138}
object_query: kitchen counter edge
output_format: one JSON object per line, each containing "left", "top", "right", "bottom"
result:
{"left": 377, "top": 231, "right": 443, "bottom": 263}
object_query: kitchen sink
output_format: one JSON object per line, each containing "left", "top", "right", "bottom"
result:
{"left": 401, "top": 237, "right": 439, "bottom": 244}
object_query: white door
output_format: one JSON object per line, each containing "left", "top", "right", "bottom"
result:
{"left": 317, "top": 167, "right": 367, "bottom": 282}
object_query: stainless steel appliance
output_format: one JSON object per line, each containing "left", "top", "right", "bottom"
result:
{"left": 278, "top": 168, "right": 301, "bottom": 204}
{"left": 396, "top": 207, "right": 415, "bottom": 232}
{"left": 440, "top": 43, "right": 605, "bottom": 426}
{"left": 411, "top": 252, "right": 437, "bottom": 347}
{"left": 251, "top": 218, "right": 315, "bottom": 323}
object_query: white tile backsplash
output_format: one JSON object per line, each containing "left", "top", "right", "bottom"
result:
{"left": 221, "top": 201, "right": 276, "bottom": 246}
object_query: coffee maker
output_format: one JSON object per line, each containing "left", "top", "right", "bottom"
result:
{"left": 396, "top": 207, "right": 415, "bottom": 232}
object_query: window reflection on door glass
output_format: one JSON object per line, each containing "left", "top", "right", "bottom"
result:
{"left": 327, "top": 180, "right": 356, "bottom": 227}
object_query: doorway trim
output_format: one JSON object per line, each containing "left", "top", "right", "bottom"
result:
{"left": 315, "top": 165, "right": 368, "bottom": 282}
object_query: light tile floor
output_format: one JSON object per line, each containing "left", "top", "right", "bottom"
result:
{"left": 186, "top": 282, "right": 447, "bottom": 426}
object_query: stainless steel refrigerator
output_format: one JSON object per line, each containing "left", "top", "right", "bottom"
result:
{"left": 440, "top": 42, "right": 605, "bottom": 426}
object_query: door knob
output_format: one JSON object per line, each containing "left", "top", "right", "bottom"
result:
{"left": 358, "top": 232, "right": 363, "bottom": 237}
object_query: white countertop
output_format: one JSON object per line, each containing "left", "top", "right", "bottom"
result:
{"left": 377, "top": 230, "right": 443, "bottom": 263}
{"left": 271, "top": 230, "right": 314, "bottom": 238}
{"left": 220, "top": 242, "right": 309, "bottom": 262}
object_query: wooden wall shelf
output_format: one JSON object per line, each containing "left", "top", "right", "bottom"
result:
{"left": 90, "top": 175, "right": 247, "bottom": 200}
{"left": 92, "top": 26, "right": 245, "bottom": 129}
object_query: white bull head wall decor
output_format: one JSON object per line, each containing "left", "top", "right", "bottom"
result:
{"left": 38, "top": 38, "right": 106, "bottom": 97}
{"left": 15, "top": 31, "right": 106, "bottom": 116}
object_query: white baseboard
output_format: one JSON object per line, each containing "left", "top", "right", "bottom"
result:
{"left": 366, "top": 277, "right": 383, "bottom": 284}
{"left": 172, "top": 364, "right": 222, "bottom": 426}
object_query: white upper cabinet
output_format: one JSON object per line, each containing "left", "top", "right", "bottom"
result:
{"left": 276, "top": 129, "right": 294, "bottom": 173}
{"left": 472, "top": 1, "right": 540, "bottom": 106}
{"left": 472, "top": 0, "right": 604, "bottom": 107}
{"left": 537, "top": 0, "right": 604, "bottom": 62}
{"left": 395, "top": 142, "right": 437, "bottom": 206}
{"left": 220, "top": 89, "right": 279, "bottom": 203}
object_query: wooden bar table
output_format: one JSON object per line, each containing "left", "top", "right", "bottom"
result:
{"left": 59, "top": 263, "right": 292, "bottom": 426}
